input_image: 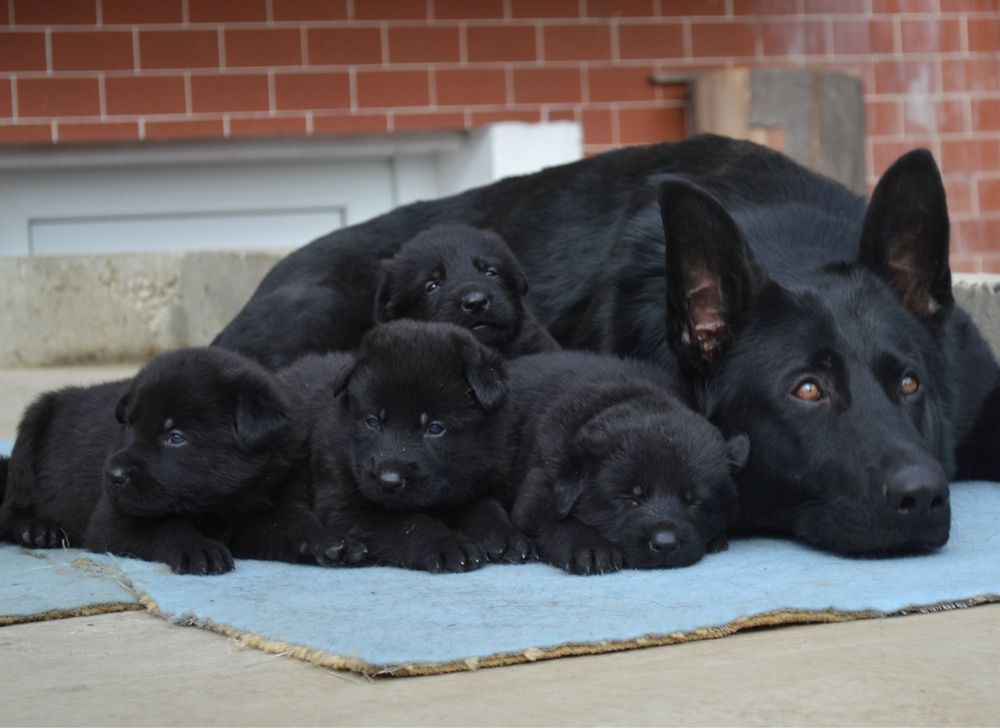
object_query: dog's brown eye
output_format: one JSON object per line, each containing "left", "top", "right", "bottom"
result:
{"left": 901, "top": 374, "right": 919, "bottom": 396}
{"left": 424, "top": 280, "right": 438, "bottom": 292}
{"left": 793, "top": 381, "right": 823, "bottom": 401}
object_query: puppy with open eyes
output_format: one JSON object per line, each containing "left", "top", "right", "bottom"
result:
{"left": 509, "top": 352, "right": 750, "bottom": 575}
{"left": 0, "top": 347, "right": 363, "bottom": 574}
{"left": 282, "top": 319, "right": 532, "bottom": 573}
{"left": 374, "top": 225, "right": 560, "bottom": 358}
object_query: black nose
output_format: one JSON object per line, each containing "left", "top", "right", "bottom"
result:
{"left": 107, "top": 466, "right": 130, "bottom": 488}
{"left": 648, "top": 529, "right": 679, "bottom": 552}
{"left": 461, "top": 291, "right": 489, "bottom": 313}
{"left": 377, "top": 469, "right": 405, "bottom": 492}
{"left": 885, "top": 465, "right": 949, "bottom": 519}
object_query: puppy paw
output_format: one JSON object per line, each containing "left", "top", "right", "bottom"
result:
{"left": 480, "top": 525, "right": 536, "bottom": 564}
{"left": 13, "top": 517, "right": 66, "bottom": 549}
{"left": 705, "top": 534, "right": 729, "bottom": 554}
{"left": 164, "top": 540, "right": 235, "bottom": 575}
{"left": 412, "top": 534, "right": 485, "bottom": 573}
{"left": 298, "top": 533, "right": 369, "bottom": 567}
{"left": 542, "top": 536, "right": 623, "bottom": 576}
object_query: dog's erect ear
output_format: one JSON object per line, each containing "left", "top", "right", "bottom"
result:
{"left": 372, "top": 259, "right": 396, "bottom": 324}
{"left": 114, "top": 391, "right": 130, "bottom": 425}
{"left": 330, "top": 358, "right": 357, "bottom": 399}
{"left": 858, "top": 149, "right": 953, "bottom": 321}
{"left": 234, "top": 383, "right": 290, "bottom": 454}
{"left": 456, "top": 333, "right": 508, "bottom": 410}
{"left": 553, "top": 478, "right": 585, "bottom": 521}
{"left": 661, "top": 181, "right": 766, "bottom": 375}
{"left": 725, "top": 433, "right": 751, "bottom": 472}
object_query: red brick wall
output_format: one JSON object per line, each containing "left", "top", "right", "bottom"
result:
{"left": 1, "top": 0, "right": 998, "bottom": 269}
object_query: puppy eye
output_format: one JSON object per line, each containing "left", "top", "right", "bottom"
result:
{"left": 900, "top": 374, "right": 919, "bottom": 396}
{"left": 165, "top": 430, "right": 187, "bottom": 446}
{"left": 424, "top": 421, "right": 446, "bottom": 437}
{"left": 424, "top": 280, "right": 439, "bottom": 292}
{"left": 363, "top": 415, "right": 381, "bottom": 430}
{"left": 792, "top": 380, "right": 823, "bottom": 402}
{"left": 483, "top": 267, "right": 498, "bottom": 277}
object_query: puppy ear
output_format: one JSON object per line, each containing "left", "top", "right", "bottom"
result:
{"left": 114, "top": 392, "right": 130, "bottom": 425}
{"left": 553, "top": 478, "right": 585, "bottom": 520}
{"left": 234, "top": 384, "right": 290, "bottom": 453}
{"left": 331, "top": 358, "right": 357, "bottom": 398}
{"left": 661, "top": 181, "right": 767, "bottom": 376}
{"left": 506, "top": 255, "right": 530, "bottom": 295}
{"left": 725, "top": 433, "right": 751, "bottom": 472}
{"left": 858, "top": 149, "right": 953, "bottom": 321}
{"left": 372, "top": 260, "right": 396, "bottom": 324}
{"left": 456, "top": 334, "right": 508, "bottom": 410}
{"left": 572, "top": 402, "right": 633, "bottom": 459}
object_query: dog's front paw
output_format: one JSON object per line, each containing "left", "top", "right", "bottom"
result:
{"left": 705, "top": 533, "right": 729, "bottom": 554}
{"left": 411, "top": 534, "right": 485, "bottom": 573}
{"left": 541, "top": 534, "right": 623, "bottom": 576}
{"left": 298, "top": 533, "right": 369, "bottom": 566}
{"left": 13, "top": 517, "right": 66, "bottom": 549}
{"left": 163, "top": 539, "right": 234, "bottom": 575}
{"left": 480, "top": 524, "right": 536, "bottom": 564}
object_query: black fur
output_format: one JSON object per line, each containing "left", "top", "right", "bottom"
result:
{"left": 509, "top": 352, "right": 747, "bottom": 575}
{"left": 213, "top": 134, "right": 1000, "bottom": 554}
{"left": 282, "top": 321, "right": 530, "bottom": 573}
{"left": 374, "top": 225, "right": 560, "bottom": 358}
{"left": 0, "top": 347, "right": 360, "bottom": 574}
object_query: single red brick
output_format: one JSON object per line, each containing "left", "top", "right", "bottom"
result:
{"left": 587, "top": 65, "right": 656, "bottom": 102}
{"left": 950, "top": 255, "right": 979, "bottom": 274}
{"left": 145, "top": 119, "right": 225, "bottom": 140}
{"left": 470, "top": 109, "right": 543, "bottom": 125}
{"left": 543, "top": 24, "right": 612, "bottom": 62}
{"left": 0, "top": 123, "right": 52, "bottom": 143}
{"left": 874, "top": 60, "right": 938, "bottom": 94}
{"left": 618, "top": 105, "right": 685, "bottom": 144}
{"left": 188, "top": 0, "right": 266, "bottom": 23}
{"left": 105, "top": 75, "right": 186, "bottom": 115}
{"left": 229, "top": 116, "right": 309, "bottom": 137}
{"left": 13, "top": 0, "right": 96, "bottom": 24}
{"left": 436, "top": 68, "right": 508, "bottom": 107}
{"left": 583, "top": 144, "right": 618, "bottom": 157}
{"left": 226, "top": 29, "right": 302, "bottom": 67}
{"left": 658, "top": 0, "right": 724, "bottom": 14}
{"left": 943, "top": 178, "right": 972, "bottom": 215}
{"left": 942, "top": 58, "right": 1000, "bottom": 92}
{"left": 941, "top": 138, "right": 1000, "bottom": 173}
{"left": 18, "top": 77, "right": 100, "bottom": 117}
{"left": 512, "top": 67, "right": 581, "bottom": 104}
{"left": 587, "top": 0, "right": 655, "bottom": 17}
{"left": 973, "top": 98, "right": 1000, "bottom": 131}
{"left": 865, "top": 99, "right": 902, "bottom": 137}
{"left": 190, "top": 74, "right": 270, "bottom": 113}
{"left": 618, "top": 22, "right": 684, "bottom": 60}
{"left": 102, "top": 0, "right": 183, "bottom": 24}
{"left": 308, "top": 27, "right": 382, "bottom": 65}
{"left": 581, "top": 107, "right": 614, "bottom": 144}
{"left": 52, "top": 31, "right": 134, "bottom": 71}
{"left": 388, "top": 26, "right": 460, "bottom": 64}
{"left": 872, "top": 0, "right": 934, "bottom": 11}
{"left": 804, "top": 0, "right": 865, "bottom": 11}
{"left": 976, "top": 178, "right": 1000, "bottom": 212}
{"left": 466, "top": 25, "right": 537, "bottom": 62}
{"left": 272, "top": 0, "right": 348, "bottom": 21}
{"left": 761, "top": 20, "right": 827, "bottom": 56}
{"left": 58, "top": 121, "right": 139, "bottom": 142}
{"left": 903, "top": 98, "right": 968, "bottom": 134}
{"left": 0, "top": 32, "right": 46, "bottom": 72}
{"left": 547, "top": 108, "right": 576, "bottom": 122}
{"left": 941, "top": 0, "right": 996, "bottom": 9}
{"left": 968, "top": 18, "right": 1000, "bottom": 54}
{"left": 356, "top": 70, "right": 430, "bottom": 108}
{"left": 901, "top": 19, "right": 961, "bottom": 53}
{"left": 954, "top": 220, "right": 1000, "bottom": 253}
{"left": 274, "top": 72, "right": 350, "bottom": 111}
{"left": 510, "top": 0, "right": 579, "bottom": 18}
{"left": 832, "top": 19, "right": 894, "bottom": 55}
{"left": 140, "top": 30, "right": 219, "bottom": 70}
{"left": 312, "top": 113, "right": 389, "bottom": 135}
{"left": 436, "top": 0, "right": 504, "bottom": 19}
{"left": 733, "top": 0, "right": 797, "bottom": 13}
{"left": 393, "top": 111, "right": 466, "bottom": 132}
{"left": 691, "top": 22, "right": 756, "bottom": 57}
{"left": 0, "top": 80, "right": 10, "bottom": 117}
{"left": 354, "top": 0, "right": 426, "bottom": 20}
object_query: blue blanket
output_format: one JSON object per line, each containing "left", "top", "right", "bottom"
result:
{"left": 1, "top": 434, "right": 998, "bottom": 675}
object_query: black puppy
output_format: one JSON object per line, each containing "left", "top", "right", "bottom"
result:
{"left": 509, "top": 352, "right": 749, "bottom": 575}
{"left": 0, "top": 347, "right": 360, "bottom": 574}
{"left": 374, "top": 225, "right": 559, "bottom": 358}
{"left": 286, "top": 320, "right": 531, "bottom": 572}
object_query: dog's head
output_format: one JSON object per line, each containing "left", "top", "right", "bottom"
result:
{"left": 330, "top": 320, "right": 511, "bottom": 511}
{"left": 374, "top": 225, "right": 530, "bottom": 352}
{"left": 103, "top": 347, "right": 295, "bottom": 517}
{"left": 555, "top": 394, "right": 748, "bottom": 568}
{"left": 661, "top": 149, "right": 954, "bottom": 555}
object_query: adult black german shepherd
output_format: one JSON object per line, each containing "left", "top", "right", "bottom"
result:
{"left": 213, "top": 134, "right": 1000, "bottom": 555}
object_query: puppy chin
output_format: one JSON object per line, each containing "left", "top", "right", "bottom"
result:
{"left": 103, "top": 487, "right": 174, "bottom": 518}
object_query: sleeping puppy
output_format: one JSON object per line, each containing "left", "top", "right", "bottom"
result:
{"left": 509, "top": 352, "right": 750, "bottom": 575}
{"left": 0, "top": 347, "right": 361, "bottom": 574}
{"left": 287, "top": 320, "right": 531, "bottom": 572}
{"left": 374, "top": 225, "right": 560, "bottom": 358}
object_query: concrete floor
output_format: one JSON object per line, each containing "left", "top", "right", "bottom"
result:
{"left": 2, "top": 365, "right": 999, "bottom": 726}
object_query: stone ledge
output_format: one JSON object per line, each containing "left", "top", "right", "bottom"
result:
{"left": 1, "top": 256, "right": 999, "bottom": 368}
